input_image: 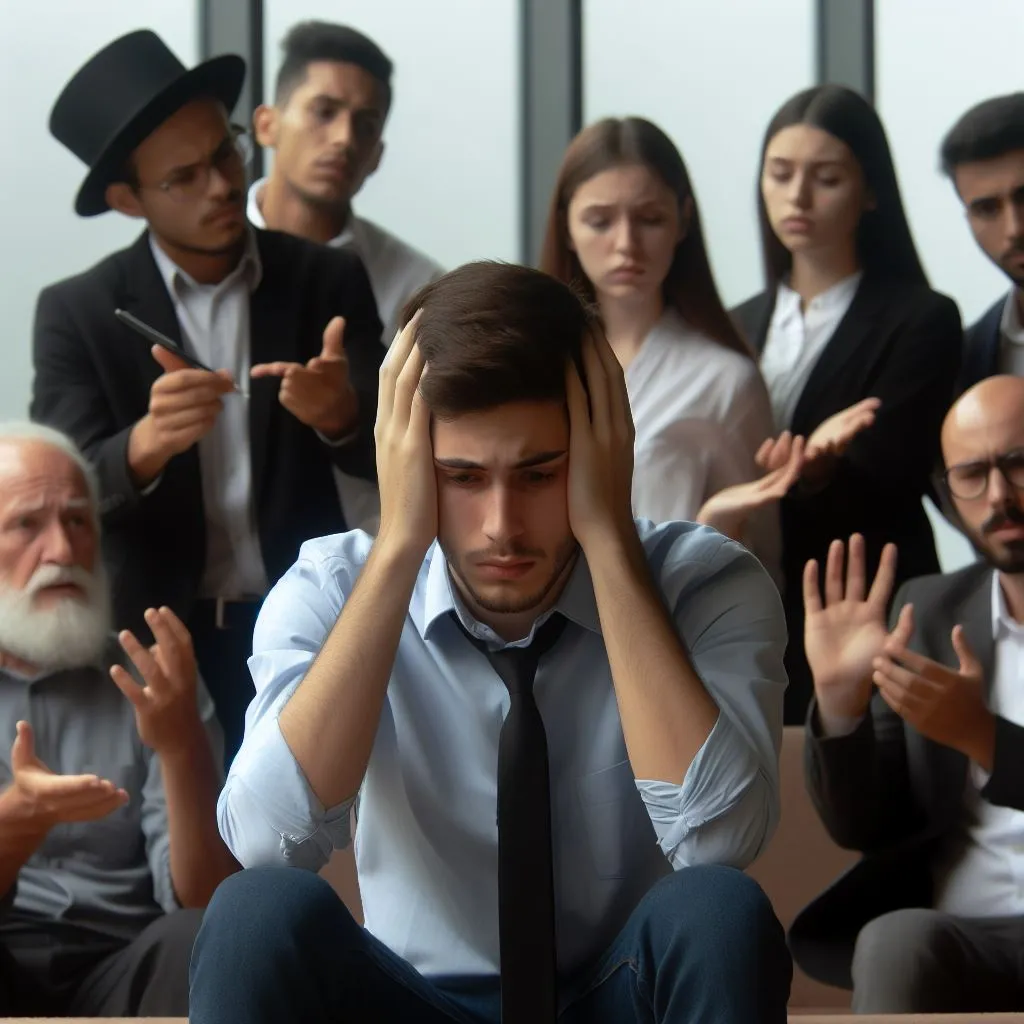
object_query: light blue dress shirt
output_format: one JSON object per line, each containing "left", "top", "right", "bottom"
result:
{"left": 219, "top": 519, "right": 786, "bottom": 979}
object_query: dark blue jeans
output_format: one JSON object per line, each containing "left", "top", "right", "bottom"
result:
{"left": 190, "top": 864, "right": 791, "bottom": 1023}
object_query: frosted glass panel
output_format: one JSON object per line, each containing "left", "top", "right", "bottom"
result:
{"left": 0, "top": 1, "right": 198, "bottom": 419}
{"left": 584, "top": 0, "right": 816, "bottom": 307}
{"left": 878, "top": 0, "right": 1024, "bottom": 325}
{"left": 263, "top": 0, "right": 520, "bottom": 272}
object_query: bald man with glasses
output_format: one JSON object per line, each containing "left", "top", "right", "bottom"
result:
{"left": 31, "top": 31, "right": 384, "bottom": 764}
{"left": 787, "top": 375, "right": 1024, "bottom": 1014}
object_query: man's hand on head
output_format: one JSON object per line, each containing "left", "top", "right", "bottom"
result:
{"left": 565, "top": 330, "right": 637, "bottom": 556}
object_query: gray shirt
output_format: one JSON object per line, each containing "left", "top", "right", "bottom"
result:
{"left": 0, "top": 640, "right": 222, "bottom": 945}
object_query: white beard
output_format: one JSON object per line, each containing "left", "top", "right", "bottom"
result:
{"left": 0, "top": 563, "right": 112, "bottom": 672}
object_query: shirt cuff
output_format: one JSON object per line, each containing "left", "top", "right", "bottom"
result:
{"left": 316, "top": 424, "right": 359, "bottom": 448}
{"left": 219, "top": 715, "right": 354, "bottom": 869}
{"left": 139, "top": 472, "right": 163, "bottom": 497}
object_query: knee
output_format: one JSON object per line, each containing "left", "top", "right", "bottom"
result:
{"left": 644, "top": 866, "right": 785, "bottom": 952}
{"left": 852, "top": 908, "right": 950, "bottom": 990}
{"left": 200, "top": 866, "right": 354, "bottom": 951}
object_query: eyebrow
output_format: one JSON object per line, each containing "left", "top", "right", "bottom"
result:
{"left": 5, "top": 496, "right": 90, "bottom": 515}
{"left": 767, "top": 156, "right": 845, "bottom": 168}
{"left": 434, "top": 450, "right": 568, "bottom": 471}
{"left": 165, "top": 133, "right": 233, "bottom": 178}
{"left": 307, "top": 92, "right": 383, "bottom": 114}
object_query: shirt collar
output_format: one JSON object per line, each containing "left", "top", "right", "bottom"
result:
{"left": 149, "top": 227, "right": 262, "bottom": 296}
{"left": 774, "top": 270, "right": 863, "bottom": 321}
{"left": 1001, "top": 289, "right": 1024, "bottom": 347}
{"left": 990, "top": 570, "right": 1024, "bottom": 640}
{"left": 246, "top": 177, "right": 355, "bottom": 249}
{"left": 418, "top": 540, "right": 603, "bottom": 647}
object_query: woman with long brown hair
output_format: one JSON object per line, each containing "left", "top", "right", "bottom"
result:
{"left": 540, "top": 117, "right": 786, "bottom": 576}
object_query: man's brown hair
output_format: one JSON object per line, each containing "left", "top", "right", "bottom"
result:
{"left": 400, "top": 261, "right": 596, "bottom": 419}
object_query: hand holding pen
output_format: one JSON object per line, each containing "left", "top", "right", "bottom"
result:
{"left": 116, "top": 310, "right": 239, "bottom": 488}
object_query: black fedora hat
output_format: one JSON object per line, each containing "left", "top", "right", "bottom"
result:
{"left": 49, "top": 30, "right": 246, "bottom": 217}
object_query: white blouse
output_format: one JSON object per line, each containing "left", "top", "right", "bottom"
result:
{"left": 625, "top": 309, "right": 780, "bottom": 581}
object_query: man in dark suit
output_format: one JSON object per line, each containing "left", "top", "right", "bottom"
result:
{"left": 940, "top": 94, "right": 1024, "bottom": 393}
{"left": 31, "top": 31, "right": 384, "bottom": 763}
{"left": 791, "top": 374, "right": 1024, "bottom": 1013}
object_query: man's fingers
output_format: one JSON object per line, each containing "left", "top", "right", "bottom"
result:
{"left": 110, "top": 664, "right": 150, "bottom": 709}
{"left": 250, "top": 361, "right": 299, "bottom": 379}
{"left": 565, "top": 358, "right": 590, "bottom": 438}
{"left": 824, "top": 538, "right": 846, "bottom": 607}
{"left": 151, "top": 345, "right": 192, "bottom": 374}
{"left": 889, "top": 602, "right": 915, "bottom": 649}
{"left": 580, "top": 335, "right": 611, "bottom": 439}
{"left": 11, "top": 720, "right": 35, "bottom": 770}
{"left": 867, "top": 541, "right": 899, "bottom": 609}
{"left": 116, "top": 628, "right": 164, "bottom": 692}
{"left": 56, "top": 791, "right": 129, "bottom": 823}
{"left": 154, "top": 606, "right": 192, "bottom": 650}
{"left": 951, "top": 624, "right": 981, "bottom": 677}
{"left": 378, "top": 311, "right": 422, "bottom": 425}
{"left": 24, "top": 770, "right": 118, "bottom": 798}
{"left": 803, "top": 558, "right": 822, "bottom": 616}
{"left": 844, "top": 531, "right": 867, "bottom": 603}
{"left": 321, "top": 316, "right": 346, "bottom": 360}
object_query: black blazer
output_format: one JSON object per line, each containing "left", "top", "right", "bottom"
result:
{"left": 958, "top": 293, "right": 1005, "bottom": 394}
{"left": 733, "top": 276, "right": 962, "bottom": 718}
{"left": 789, "top": 564, "right": 1024, "bottom": 989}
{"left": 31, "top": 228, "right": 384, "bottom": 635}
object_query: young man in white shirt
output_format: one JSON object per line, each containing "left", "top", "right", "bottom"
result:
{"left": 792, "top": 374, "right": 1024, "bottom": 1013}
{"left": 250, "top": 21, "right": 444, "bottom": 345}
{"left": 941, "top": 94, "right": 1024, "bottom": 391}
{"left": 189, "top": 262, "right": 792, "bottom": 1023}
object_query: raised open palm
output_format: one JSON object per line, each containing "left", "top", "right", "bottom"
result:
{"left": 803, "top": 534, "right": 898, "bottom": 720}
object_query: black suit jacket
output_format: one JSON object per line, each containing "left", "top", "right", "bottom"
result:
{"left": 733, "top": 276, "right": 962, "bottom": 717}
{"left": 31, "top": 228, "right": 384, "bottom": 635}
{"left": 789, "top": 563, "right": 1024, "bottom": 989}
{"left": 958, "top": 293, "right": 1005, "bottom": 394}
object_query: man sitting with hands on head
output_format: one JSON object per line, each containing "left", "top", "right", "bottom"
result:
{"left": 0, "top": 424, "right": 234, "bottom": 1017}
{"left": 790, "top": 374, "right": 1024, "bottom": 1014}
{"left": 190, "top": 261, "right": 792, "bottom": 1024}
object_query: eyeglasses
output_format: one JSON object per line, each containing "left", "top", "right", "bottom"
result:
{"left": 139, "top": 124, "right": 252, "bottom": 204}
{"left": 943, "top": 449, "right": 1024, "bottom": 500}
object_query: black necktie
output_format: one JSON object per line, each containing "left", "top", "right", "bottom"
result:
{"left": 456, "top": 613, "right": 567, "bottom": 1023}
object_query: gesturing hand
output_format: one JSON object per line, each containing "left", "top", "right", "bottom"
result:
{"left": 110, "top": 607, "right": 203, "bottom": 757}
{"left": 697, "top": 435, "right": 805, "bottom": 540}
{"left": 128, "top": 346, "right": 235, "bottom": 485}
{"left": 7, "top": 721, "right": 127, "bottom": 832}
{"left": 373, "top": 312, "right": 437, "bottom": 557}
{"left": 872, "top": 611, "right": 995, "bottom": 769}
{"left": 803, "top": 534, "right": 898, "bottom": 723}
{"left": 251, "top": 316, "right": 358, "bottom": 437}
{"left": 565, "top": 330, "right": 636, "bottom": 553}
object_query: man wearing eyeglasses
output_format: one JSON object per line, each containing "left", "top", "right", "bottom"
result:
{"left": 786, "top": 373, "right": 1024, "bottom": 1014}
{"left": 30, "top": 31, "right": 385, "bottom": 764}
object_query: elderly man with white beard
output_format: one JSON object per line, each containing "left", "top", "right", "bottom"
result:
{"left": 0, "top": 423, "right": 236, "bottom": 1017}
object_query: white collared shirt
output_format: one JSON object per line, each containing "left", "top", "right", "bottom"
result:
{"left": 760, "top": 272, "right": 863, "bottom": 430}
{"left": 934, "top": 572, "right": 1024, "bottom": 917}
{"left": 219, "top": 520, "right": 787, "bottom": 980}
{"left": 247, "top": 180, "right": 444, "bottom": 534}
{"left": 998, "top": 289, "right": 1024, "bottom": 377}
{"left": 149, "top": 233, "right": 269, "bottom": 599}
{"left": 246, "top": 178, "right": 444, "bottom": 346}
{"left": 626, "top": 309, "right": 780, "bottom": 581}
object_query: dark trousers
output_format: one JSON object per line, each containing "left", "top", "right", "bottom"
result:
{"left": 190, "top": 865, "right": 792, "bottom": 1023}
{"left": 851, "top": 908, "right": 1024, "bottom": 1013}
{"left": 188, "top": 598, "right": 262, "bottom": 770}
{"left": 0, "top": 909, "right": 201, "bottom": 1016}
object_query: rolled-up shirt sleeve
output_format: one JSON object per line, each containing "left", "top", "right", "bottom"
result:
{"left": 217, "top": 539, "right": 365, "bottom": 870}
{"left": 636, "top": 536, "right": 786, "bottom": 870}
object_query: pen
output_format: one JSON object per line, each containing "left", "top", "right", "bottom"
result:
{"left": 114, "top": 308, "right": 248, "bottom": 397}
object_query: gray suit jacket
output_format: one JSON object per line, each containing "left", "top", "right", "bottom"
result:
{"left": 789, "top": 562, "right": 1024, "bottom": 989}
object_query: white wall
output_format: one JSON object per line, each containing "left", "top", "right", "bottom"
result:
{"left": 262, "top": 0, "right": 520, "bottom": 272}
{"left": 877, "top": 0, "right": 1024, "bottom": 572}
{"left": 583, "top": 0, "right": 816, "bottom": 308}
{"left": 0, "top": 2, "right": 197, "bottom": 421}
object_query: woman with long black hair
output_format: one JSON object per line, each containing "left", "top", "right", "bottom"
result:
{"left": 733, "top": 85, "right": 963, "bottom": 722}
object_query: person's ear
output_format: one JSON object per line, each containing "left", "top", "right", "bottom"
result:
{"left": 252, "top": 104, "right": 278, "bottom": 148}
{"left": 105, "top": 182, "right": 145, "bottom": 220}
